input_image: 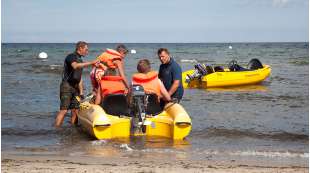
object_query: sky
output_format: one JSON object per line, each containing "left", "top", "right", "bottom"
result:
{"left": 1, "top": 0, "right": 309, "bottom": 43}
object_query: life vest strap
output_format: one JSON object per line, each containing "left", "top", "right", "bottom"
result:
{"left": 102, "top": 76, "right": 123, "bottom": 81}
{"left": 132, "top": 72, "right": 158, "bottom": 83}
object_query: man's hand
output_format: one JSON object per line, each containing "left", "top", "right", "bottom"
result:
{"left": 71, "top": 59, "right": 99, "bottom": 69}
{"left": 98, "top": 63, "right": 107, "bottom": 70}
{"left": 91, "top": 59, "right": 100, "bottom": 65}
{"left": 168, "top": 80, "right": 180, "bottom": 96}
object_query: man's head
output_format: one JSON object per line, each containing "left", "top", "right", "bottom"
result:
{"left": 75, "top": 41, "right": 89, "bottom": 57}
{"left": 116, "top": 44, "right": 129, "bottom": 57}
{"left": 137, "top": 59, "right": 151, "bottom": 74}
{"left": 157, "top": 48, "right": 170, "bottom": 64}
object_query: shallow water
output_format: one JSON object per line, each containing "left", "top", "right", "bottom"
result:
{"left": 1, "top": 43, "right": 308, "bottom": 166}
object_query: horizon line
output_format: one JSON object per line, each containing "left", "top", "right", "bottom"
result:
{"left": 1, "top": 41, "right": 309, "bottom": 44}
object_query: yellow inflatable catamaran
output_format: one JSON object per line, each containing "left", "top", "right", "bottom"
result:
{"left": 77, "top": 86, "right": 191, "bottom": 140}
{"left": 182, "top": 59, "right": 271, "bottom": 89}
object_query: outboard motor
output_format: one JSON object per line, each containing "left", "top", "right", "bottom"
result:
{"left": 131, "top": 84, "right": 148, "bottom": 133}
{"left": 247, "top": 58, "right": 263, "bottom": 70}
{"left": 185, "top": 63, "right": 212, "bottom": 83}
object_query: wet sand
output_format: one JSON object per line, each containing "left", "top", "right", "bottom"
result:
{"left": 2, "top": 154, "right": 308, "bottom": 173}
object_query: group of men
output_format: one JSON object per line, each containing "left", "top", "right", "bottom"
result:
{"left": 55, "top": 42, "right": 184, "bottom": 127}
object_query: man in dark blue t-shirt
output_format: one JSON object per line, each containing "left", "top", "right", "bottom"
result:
{"left": 158, "top": 48, "right": 184, "bottom": 103}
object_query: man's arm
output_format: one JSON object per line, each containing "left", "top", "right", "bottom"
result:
{"left": 168, "top": 63, "right": 182, "bottom": 96}
{"left": 115, "top": 60, "right": 130, "bottom": 89}
{"left": 78, "top": 79, "right": 84, "bottom": 96}
{"left": 159, "top": 80, "right": 171, "bottom": 101}
{"left": 71, "top": 59, "right": 98, "bottom": 70}
{"left": 168, "top": 80, "right": 180, "bottom": 96}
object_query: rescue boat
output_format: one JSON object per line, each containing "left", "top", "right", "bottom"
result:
{"left": 182, "top": 59, "right": 271, "bottom": 89}
{"left": 77, "top": 85, "right": 191, "bottom": 140}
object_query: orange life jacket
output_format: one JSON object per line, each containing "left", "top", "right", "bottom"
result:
{"left": 100, "top": 76, "right": 126, "bottom": 97}
{"left": 132, "top": 71, "right": 162, "bottom": 97}
{"left": 97, "top": 49, "right": 123, "bottom": 69}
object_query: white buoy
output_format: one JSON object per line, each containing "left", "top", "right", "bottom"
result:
{"left": 131, "top": 49, "right": 136, "bottom": 54}
{"left": 229, "top": 46, "right": 233, "bottom": 49}
{"left": 38, "top": 52, "right": 48, "bottom": 59}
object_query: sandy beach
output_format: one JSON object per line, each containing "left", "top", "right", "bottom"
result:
{"left": 2, "top": 153, "right": 308, "bottom": 173}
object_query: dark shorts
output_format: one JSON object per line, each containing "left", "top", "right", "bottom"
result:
{"left": 59, "top": 81, "right": 80, "bottom": 110}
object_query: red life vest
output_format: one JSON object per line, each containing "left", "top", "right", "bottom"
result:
{"left": 100, "top": 76, "right": 126, "bottom": 97}
{"left": 96, "top": 49, "right": 126, "bottom": 97}
{"left": 97, "top": 49, "right": 123, "bottom": 69}
{"left": 132, "top": 71, "right": 162, "bottom": 97}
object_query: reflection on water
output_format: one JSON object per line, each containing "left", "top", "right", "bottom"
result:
{"left": 204, "top": 84, "right": 269, "bottom": 92}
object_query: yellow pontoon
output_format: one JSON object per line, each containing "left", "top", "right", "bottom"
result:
{"left": 78, "top": 87, "right": 191, "bottom": 140}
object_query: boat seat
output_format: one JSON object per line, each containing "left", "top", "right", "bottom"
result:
{"left": 205, "top": 65, "right": 214, "bottom": 74}
{"left": 247, "top": 58, "right": 264, "bottom": 70}
{"left": 229, "top": 64, "right": 251, "bottom": 72}
{"left": 146, "top": 94, "right": 163, "bottom": 115}
{"left": 100, "top": 94, "right": 130, "bottom": 116}
{"left": 214, "top": 66, "right": 224, "bottom": 72}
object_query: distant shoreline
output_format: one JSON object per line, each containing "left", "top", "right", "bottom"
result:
{"left": 2, "top": 42, "right": 308, "bottom": 44}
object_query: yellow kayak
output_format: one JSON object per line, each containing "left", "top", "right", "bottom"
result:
{"left": 182, "top": 59, "right": 271, "bottom": 88}
{"left": 77, "top": 93, "right": 191, "bottom": 140}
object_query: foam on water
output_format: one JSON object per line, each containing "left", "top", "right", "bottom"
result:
{"left": 120, "top": 144, "right": 133, "bottom": 151}
{"left": 180, "top": 59, "right": 198, "bottom": 63}
{"left": 229, "top": 151, "right": 309, "bottom": 158}
{"left": 91, "top": 140, "right": 107, "bottom": 146}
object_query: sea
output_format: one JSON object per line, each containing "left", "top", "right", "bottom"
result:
{"left": 1, "top": 43, "right": 309, "bottom": 166}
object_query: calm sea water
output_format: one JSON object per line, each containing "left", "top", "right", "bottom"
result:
{"left": 1, "top": 43, "right": 309, "bottom": 166}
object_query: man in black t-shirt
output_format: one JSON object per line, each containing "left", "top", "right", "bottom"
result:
{"left": 55, "top": 41, "right": 98, "bottom": 127}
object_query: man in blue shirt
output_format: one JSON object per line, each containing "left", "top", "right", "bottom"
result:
{"left": 158, "top": 48, "right": 184, "bottom": 103}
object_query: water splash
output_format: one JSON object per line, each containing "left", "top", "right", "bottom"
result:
{"left": 120, "top": 144, "right": 133, "bottom": 151}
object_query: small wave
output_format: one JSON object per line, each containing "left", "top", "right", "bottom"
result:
{"left": 120, "top": 144, "right": 133, "bottom": 151}
{"left": 29, "top": 64, "right": 63, "bottom": 74}
{"left": 2, "top": 128, "right": 57, "bottom": 136}
{"left": 1, "top": 127, "right": 78, "bottom": 137}
{"left": 16, "top": 49, "right": 29, "bottom": 53}
{"left": 91, "top": 140, "right": 107, "bottom": 146}
{"left": 233, "top": 93, "right": 303, "bottom": 102}
{"left": 180, "top": 59, "right": 198, "bottom": 63}
{"left": 49, "top": 64, "right": 62, "bottom": 70}
{"left": 229, "top": 151, "right": 308, "bottom": 158}
{"left": 192, "top": 128, "right": 308, "bottom": 141}
{"left": 288, "top": 60, "right": 309, "bottom": 66}
{"left": 200, "top": 149, "right": 308, "bottom": 158}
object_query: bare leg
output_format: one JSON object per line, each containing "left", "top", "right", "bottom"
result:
{"left": 71, "top": 109, "right": 78, "bottom": 125}
{"left": 55, "top": 110, "right": 68, "bottom": 127}
{"left": 94, "top": 86, "right": 102, "bottom": 105}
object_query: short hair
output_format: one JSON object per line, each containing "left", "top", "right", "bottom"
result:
{"left": 116, "top": 44, "right": 129, "bottom": 54}
{"left": 75, "top": 41, "right": 88, "bottom": 51}
{"left": 137, "top": 59, "right": 151, "bottom": 73}
{"left": 157, "top": 48, "right": 169, "bottom": 56}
